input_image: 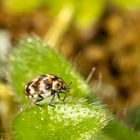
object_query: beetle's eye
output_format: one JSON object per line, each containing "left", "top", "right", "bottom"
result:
{"left": 56, "top": 83, "right": 61, "bottom": 88}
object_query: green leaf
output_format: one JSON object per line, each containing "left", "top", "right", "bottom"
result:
{"left": 9, "top": 37, "right": 92, "bottom": 104}
{"left": 112, "top": 0, "right": 140, "bottom": 10}
{"left": 97, "top": 119, "right": 140, "bottom": 140}
{"left": 4, "top": 0, "right": 43, "bottom": 14}
{"left": 12, "top": 98, "right": 110, "bottom": 140}
{"left": 5, "top": 0, "right": 105, "bottom": 29}
{"left": 74, "top": 0, "right": 105, "bottom": 29}
{"left": 127, "top": 105, "right": 140, "bottom": 132}
{"left": 44, "top": 0, "right": 105, "bottom": 29}
{"left": 42, "top": 0, "right": 74, "bottom": 13}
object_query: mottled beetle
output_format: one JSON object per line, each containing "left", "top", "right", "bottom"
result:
{"left": 24, "top": 74, "right": 71, "bottom": 106}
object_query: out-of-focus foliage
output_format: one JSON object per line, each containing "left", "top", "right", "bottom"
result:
{"left": 4, "top": 0, "right": 43, "bottom": 14}
{"left": 43, "top": 0, "right": 106, "bottom": 29}
{"left": 0, "top": 30, "right": 11, "bottom": 79}
{"left": 3, "top": 0, "right": 140, "bottom": 30}
{"left": 0, "top": 30, "right": 11, "bottom": 62}
{"left": 3, "top": 0, "right": 106, "bottom": 29}
{"left": 127, "top": 106, "right": 140, "bottom": 132}
{"left": 97, "top": 119, "right": 140, "bottom": 140}
{"left": 106, "top": 120, "right": 140, "bottom": 140}
{"left": 0, "top": 83, "right": 17, "bottom": 140}
{"left": 112, "top": 0, "right": 140, "bottom": 10}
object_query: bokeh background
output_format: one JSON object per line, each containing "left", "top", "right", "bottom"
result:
{"left": 0, "top": 0, "right": 140, "bottom": 139}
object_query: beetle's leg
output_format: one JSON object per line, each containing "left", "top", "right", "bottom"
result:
{"left": 49, "top": 91, "right": 55, "bottom": 107}
{"left": 34, "top": 94, "right": 44, "bottom": 106}
{"left": 62, "top": 92, "right": 67, "bottom": 101}
{"left": 57, "top": 93, "right": 61, "bottom": 100}
{"left": 58, "top": 91, "right": 67, "bottom": 101}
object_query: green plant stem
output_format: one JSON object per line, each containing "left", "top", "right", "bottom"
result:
{"left": 45, "top": 5, "right": 74, "bottom": 48}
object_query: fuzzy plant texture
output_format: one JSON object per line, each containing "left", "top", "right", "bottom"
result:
{"left": 9, "top": 37, "right": 110, "bottom": 140}
{"left": 12, "top": 98, "right": 109, "bottom": 140}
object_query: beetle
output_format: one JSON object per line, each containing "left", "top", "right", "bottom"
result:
{"left": 24, "top": 74, "right": 71, "bottom": 106}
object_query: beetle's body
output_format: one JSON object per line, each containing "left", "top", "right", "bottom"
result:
{"left": 24, "top": 74, "right": 69, "bottom": 106}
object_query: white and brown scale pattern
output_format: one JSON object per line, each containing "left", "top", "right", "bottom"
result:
{"left": 24, "top": 74, "right": 68, "bottom": 100}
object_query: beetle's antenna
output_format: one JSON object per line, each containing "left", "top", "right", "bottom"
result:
{"left": 68, "top": 81, "right": 72, "bottom": 87}
{"left": 67, "top": 81, "right": 72, "bottom": 90}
